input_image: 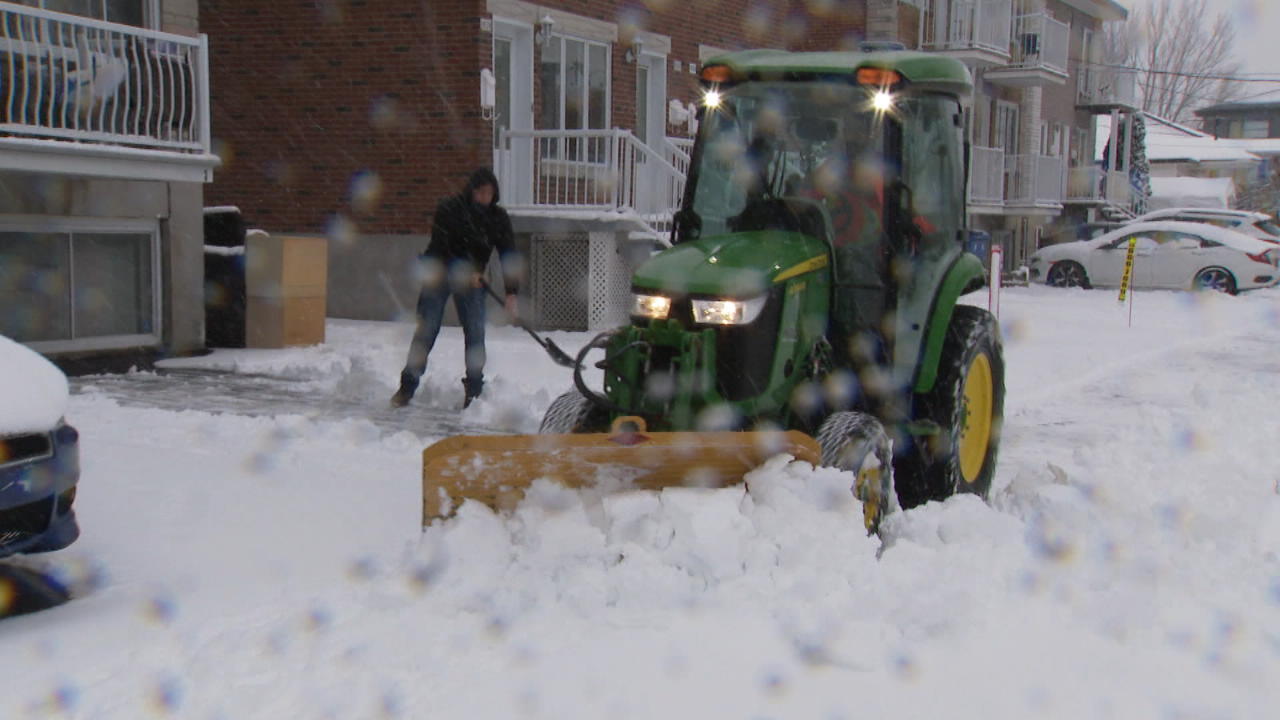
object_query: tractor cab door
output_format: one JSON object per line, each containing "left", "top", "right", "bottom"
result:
{"left": 884, "top": 94, "right": 968, "bottom": 392}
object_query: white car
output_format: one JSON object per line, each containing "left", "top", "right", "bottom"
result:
{"left": 1129, "top": 208, "right": 1280, "bottom": 243}
{"left": 1029, "top": 221, "right": 1280, "bottom": 294}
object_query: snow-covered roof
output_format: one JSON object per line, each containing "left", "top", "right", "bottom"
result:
{"left": 1195, "top": 86, "right": 1280, "bottom": 114}
{"left": 1147, "top": 176, "right": 1236, "bottom": 210}
{"left": 1096, "top": 114, "right": 1261, "bottom": 165}
{"left": 1095, "top": 219, "right": 1271, "bottom": 253}
{"left": 0, "top": 334, "right": 69, "bottom": 435}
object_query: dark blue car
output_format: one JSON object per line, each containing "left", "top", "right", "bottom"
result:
{"left": 1, "top": 421, "right": 80, "bottom": 557}
{"left": 1, "top": 335, "right": 80, "bottom": 558}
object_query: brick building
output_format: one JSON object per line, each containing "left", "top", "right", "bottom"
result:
{"left": 198, "top": 0, "right": 1133, "bottom": 328}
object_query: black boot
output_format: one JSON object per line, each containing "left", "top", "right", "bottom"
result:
{"left": 462, "top": 377, "right": 484, "bottom": 409}
{"left": 391, "top": 373, "right": 418, "bottom": 408}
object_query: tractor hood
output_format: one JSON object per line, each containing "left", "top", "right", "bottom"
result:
{"left": 633, "top": 231, "right": 830, "bottom": 298}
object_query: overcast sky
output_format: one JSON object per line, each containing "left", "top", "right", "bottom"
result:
{"left": 1120, "top": 0, "right": 1278, "bottom": 75}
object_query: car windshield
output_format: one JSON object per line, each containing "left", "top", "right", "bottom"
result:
{"left": 680, "top": 81, "right": 886, "bottom": 240}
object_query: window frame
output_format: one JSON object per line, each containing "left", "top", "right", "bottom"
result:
{"left": 538, "top": 32, "right": 612, "bottom": 166}
{"left": 0, "top": 215, "right": 162, "bottom": 353}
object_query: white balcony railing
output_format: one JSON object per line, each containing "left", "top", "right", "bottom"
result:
{"left": 1066, "top": 165, "right": 1104, "bottom": 202}
{"left": 496, "top": 128, "right": 688, "bottom": 238}
{"left": 1104, "top": 169, "right": 1131, "bottom": 207}
{"left": 1, "top": 3, "right": 210, "bottom": 154}
{"left": 920, "top": 0, "right": 1013, "bottom": 58}
{"left": 1006, "top": 12, "right": 1069, "bottom": 76}
{"left": 1005, "top": 154, "right": 1065, "bottom": 207}
{"left": 969, "top": 145, "right": 1005, "bottom": 205}
{"left": 1077, "top": 66, "right": 1139, "bottom": 108}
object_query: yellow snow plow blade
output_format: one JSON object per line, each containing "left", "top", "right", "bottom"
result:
{"left": 421, "top": 417, "right": 822, "bottom": 523}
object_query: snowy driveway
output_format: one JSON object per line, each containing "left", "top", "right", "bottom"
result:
{"left": 2, "top": 289, "right": 1279, "bottom": 718}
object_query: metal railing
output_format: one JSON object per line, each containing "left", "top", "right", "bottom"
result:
{"left": 1066, "top": 165, "right": 1103, "bottom": 202}
{"left": 1006, "top": 12, "right": 1068, "bottom": 76}
{"left": 968, "top": 145, "right": 1005, "bottom": 205}
{"left": 1077, "top": 66, "right": 1139, "bottom": 108}
{"left": 1, "top": 3, "right": 209, "bottom": 152}
{"left": 1005, "top": 154, "right": 1064, "bottom": 206}
{"left": 920, "top": 0, "right": 1013, "bottom": 57}
{"left": 496, "top": 127, "right": 688, "bottom": 237}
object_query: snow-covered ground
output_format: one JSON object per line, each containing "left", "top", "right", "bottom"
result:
{"left": 3, "top": 286, "right": 1280, "bottom": 718}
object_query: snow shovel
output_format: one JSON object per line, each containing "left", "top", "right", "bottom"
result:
{"left": 479, "top": 279, "right": 576, "bottom": 368}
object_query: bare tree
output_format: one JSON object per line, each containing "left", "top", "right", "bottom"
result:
{"left": 1103, "top": 0, "right": 1241, "bottom": 124}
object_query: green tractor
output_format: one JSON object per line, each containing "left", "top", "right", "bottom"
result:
{"left": 422, "top": 48, "right": 1004, "bottom": 533}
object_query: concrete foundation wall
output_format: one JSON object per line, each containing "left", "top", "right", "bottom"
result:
{"left": 0, "top": 171, "right": 205, "bottom": 357}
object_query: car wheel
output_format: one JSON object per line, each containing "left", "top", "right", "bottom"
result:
{"left": 1194, "top": 267, "right": 1237, "bottom": 295}
{"left": 1046, "top": 260, "right": 1090, "bottom": 288}
{"left": 539, "top": 389, "right": 609, "bottom": 434}
{"left": 815, "top": 411, "right": 896, "bottom": 535}
{"left": 899, "top": 306, "right": 1005, "bottom": 506}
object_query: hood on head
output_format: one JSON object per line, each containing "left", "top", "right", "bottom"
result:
{"left": 463, "top": 167, "right": 500, "bottom": 205}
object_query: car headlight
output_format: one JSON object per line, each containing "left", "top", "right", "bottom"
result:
{"left": 632, "top": 293, "right": 671, "bottom": 319}
{"left": 691, "top": 295, "right": 768, "bottom": 325}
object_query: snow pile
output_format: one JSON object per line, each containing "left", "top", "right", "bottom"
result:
{"left": 0, "top": 333, "right": 69, "bottom": 434}
{"left": 1148, "top": 176, "right": 1236, "bottom": 209}
{"left": 3, "top": 287, "right": 1279, "bottom": 718}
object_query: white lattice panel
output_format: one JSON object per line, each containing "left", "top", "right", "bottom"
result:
{"left": 588, "top": 232, "right": 634, "bottom": 330}
{"left": 530, "top": 233, "right": 589, "bottom": 330}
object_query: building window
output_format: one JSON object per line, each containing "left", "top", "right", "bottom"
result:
{"left": 539, "top": 34, "right": 610, "bottom": 161}
{"left": 0, "top": 225, "right": 159, "bottom": 350}
{"left": 15, "top": 0, "right": 148, "bottom": 26}
{"left": 1243, "top": 119, "right": 1270, "bottom": 139}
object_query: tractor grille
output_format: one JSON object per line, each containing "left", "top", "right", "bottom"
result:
{"left": 0, "top": 432, "right": 52, "bottom": 469}
{"left": 0, "top": 496, "right": 54, "bottom": 542}
{"left": 637, "top": 289, "right": 784, "bottom": 403}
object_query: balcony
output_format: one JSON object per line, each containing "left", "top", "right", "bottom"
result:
{"left": 495, "top": 128, "right": 688, "bottom": 241}
{"left": 1005, "top": 154, "right": 1065, "bottom": 211}
{"left": 986, "top": 12, "right": 1069, "bottom": 86}
{"left": 920, "top": 0, "right": 1013, "bottom": 68}
{"left": 1077, "top": 67, "right": 1139, "bottom": 111}
{"left": 0, "top": 2, "right": 216, "bottom": 183}
{"left": 968, "top": 145, "right": 1006, "bottom": 211}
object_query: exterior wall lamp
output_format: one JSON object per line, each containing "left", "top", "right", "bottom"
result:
{"left": 624, "top": 39, "right": 644, "bottom": 64}
{"left": 535, "top": 14, "right": 555, "bottom": 47}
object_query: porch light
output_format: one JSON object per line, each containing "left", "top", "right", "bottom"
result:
{"left": 536, "top": 14, "right": 555, "bottom": 47}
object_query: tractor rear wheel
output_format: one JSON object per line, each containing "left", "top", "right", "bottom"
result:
{"left": 816, "top": 411, "right": 896, "bottom": 534}
{"left": 540, "top": 389, "right": 609, "bottom": 434}
{"left": 905, "top": 305, "right": 1004, "bottom": 504}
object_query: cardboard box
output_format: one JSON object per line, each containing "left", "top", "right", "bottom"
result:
{"left": 245, "top": 234, "right": 328, "bottom": 348}
{"left": 246, "top": 295, "right": 327, "bottom": 349}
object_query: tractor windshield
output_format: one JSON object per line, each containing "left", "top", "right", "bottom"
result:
{"left": 677, "top": 81, "right": 888, "bottom": 243}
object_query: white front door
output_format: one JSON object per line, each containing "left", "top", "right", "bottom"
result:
{"left": 492, "top": 20, "right": 533, "bottom": 205}
{"left": 635, "top": 52, "right": 668, "bottom": 217}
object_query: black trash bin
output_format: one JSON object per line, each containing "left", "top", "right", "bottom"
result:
{"left": 203, "top": 207, "right": 247, "bottom": 348}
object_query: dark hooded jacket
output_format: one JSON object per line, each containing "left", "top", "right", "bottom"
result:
{"left": 424, "top": 168, "right": 519, "bottom": 293}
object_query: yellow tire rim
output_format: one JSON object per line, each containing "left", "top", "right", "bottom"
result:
{"left": 856, "top": 464, "right": 882, "bottom": 531}
{"left": 958, "top": 352, "right": 994, "bottom": 484}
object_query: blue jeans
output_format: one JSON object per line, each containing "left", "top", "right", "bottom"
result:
{"left": 399, "top": 283, "right": 487, "bottom": 399}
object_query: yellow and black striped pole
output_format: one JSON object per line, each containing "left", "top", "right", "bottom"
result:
{"left": 1118, "top": 236, "right": 1137, "bottom": 326}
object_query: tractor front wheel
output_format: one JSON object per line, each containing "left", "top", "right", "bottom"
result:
{"left": 816, "top": 411, "right": 896, "bottom": 535}
{"left": 539, "top": 390, "right": 609, "bottom": 434}
{"left": 907, "top": 305, "right": 1005, "bottom": 504}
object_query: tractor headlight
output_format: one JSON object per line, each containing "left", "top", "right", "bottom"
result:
{"left": 632, "top": 293, "right": 672, "bottom": 319}
{"left": 691, "top": 295, "right": 768, "bottom": 325}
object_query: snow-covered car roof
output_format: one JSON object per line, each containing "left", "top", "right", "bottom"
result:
{"left": 0, "top": 334, "right": 69, "bottom": 435}
{"left": 1133, "top": 207, "right": 1273, "bottom": 223}
{"left": 1089, "top": 221, "right": 1276, "bottom": 254}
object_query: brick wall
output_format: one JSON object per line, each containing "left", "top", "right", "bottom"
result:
{"left": 200, "top": 0, "right": 870, "bottom": 237}
{"left": 200, "top": 0, "right": 491, "bottom": 235}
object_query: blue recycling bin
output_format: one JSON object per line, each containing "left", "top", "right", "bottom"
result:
{"left": 965, "top": 230, "right": 991, "bottom": 260}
